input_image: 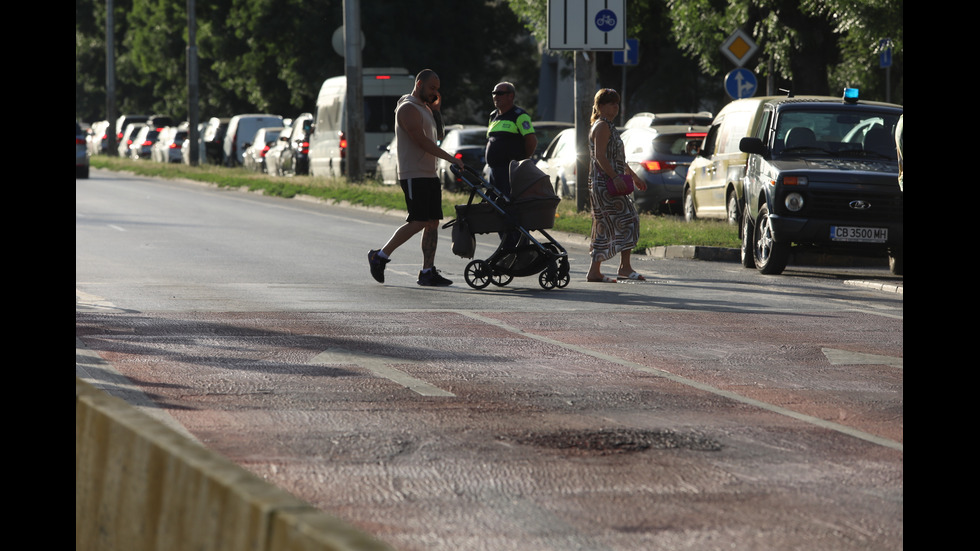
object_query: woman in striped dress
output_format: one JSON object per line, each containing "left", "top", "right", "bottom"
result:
{"left": 585, "top": 88, "right": 647, "bottom": 283}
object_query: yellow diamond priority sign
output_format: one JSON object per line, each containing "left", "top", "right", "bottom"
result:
{"left": 721, "top": 29, "right": 758, "bottom": 67}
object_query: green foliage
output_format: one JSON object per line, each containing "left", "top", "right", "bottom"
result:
{"left": 665, "top": 0, "right": 903, "bottom": 103}
{"left": 76, "top": 0, "right": 541, "bottom": 125}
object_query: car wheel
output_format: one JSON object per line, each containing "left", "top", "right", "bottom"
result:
{"left": 888, "top": 247, "right": 903, "bottom": 276}
{"left": 753, "top": 204, "right": 789, "bottom": 274}
{"left": 726, "top": 192, "right": 741, "bottom": 226}
{"left": 683, "top": 188, "right": 696, "bottom": 222}
{"left": 740, "top": 206, "right": 755, "bottom": 268}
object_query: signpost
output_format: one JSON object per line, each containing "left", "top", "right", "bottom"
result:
{"left": 720, "top": 29, "right": 758, "bottom": 67}
{"left": 725, "top": 68, "right": 757, "bottom": 100}
{"left": 879, "top": 38, "right": 893, "bottom": 103}
{"left": 547, "top": 0, "right": 627, "bottom": 211}
{"left": 547, "top": 0, "right": 626, "bottom": 51}
{"left": 613, "top": 38, "right": 638, "bottom": 125}
{"left": 720, "top": 29, "right": 758, "bottom": 99}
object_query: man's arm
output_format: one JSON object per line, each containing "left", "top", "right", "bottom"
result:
{"left": 524, "top": 133, "right": 538, "bottom": 159}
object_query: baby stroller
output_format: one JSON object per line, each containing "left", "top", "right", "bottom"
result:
{"left": 446, "top": 160, "right": 570, "bottom": 290}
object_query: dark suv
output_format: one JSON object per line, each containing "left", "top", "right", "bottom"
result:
{"left": 737, "top": 90, "right": 903, "bottom": 275}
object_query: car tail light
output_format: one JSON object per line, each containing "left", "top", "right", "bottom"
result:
{"left": 686, "top": 132, "right": 707, "bottom": 139}
{"left": 76, "top": 137, "right": 86, "bottom": 145}
{"left": 299, "top": 141, "right": 309, "bottom": 154}
{"left": 375, "top": 75, "right": 391, "bottom": 80}
{"left": 640, "top": 160, "right": 676, "bottom": 173}
{"left": 339, "top": 131, "right": 347, "bottom": 158}
{"left": 169, "top": 143, "right": 180, "bottom": 149}
{"left": 261, "top": 145, "right": 271, "bottom": 157}
{"left": 141, "top": 140, "right": 153, "bottom": 146}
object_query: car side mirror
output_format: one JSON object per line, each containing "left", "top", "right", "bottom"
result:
{"left": 739, "top": 137, "right": 767, "bottom": 156}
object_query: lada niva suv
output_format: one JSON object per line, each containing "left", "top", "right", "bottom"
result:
{"left": 737, "top": 89, "right": 903, "bottom": 275}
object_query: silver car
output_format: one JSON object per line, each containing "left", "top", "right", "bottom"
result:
{"left": 534, "top": 128, "right": 579, "bottom": 199}
{"left": 76, "top": 121, "right": 90, "bottom": 178}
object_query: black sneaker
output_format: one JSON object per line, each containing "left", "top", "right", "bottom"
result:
{"left": 368, "top": 249, "right": 389, "bottom": 283}
{"left": 417, "top": 267, "right": 453, "bottom": 286}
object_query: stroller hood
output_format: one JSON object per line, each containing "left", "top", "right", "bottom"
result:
{"left": 509, "top": 160, "right": 557, "bottom": 202}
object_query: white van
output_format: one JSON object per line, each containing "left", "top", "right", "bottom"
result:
{"left": 223, "top": 114, "right": 284, "bottom": 167}
{"left": 308, "top": 67, "right": 416, "bottom": 178}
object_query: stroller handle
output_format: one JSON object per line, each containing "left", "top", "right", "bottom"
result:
{"left": 450, "top": 164, "right": 481, "bottom": 179}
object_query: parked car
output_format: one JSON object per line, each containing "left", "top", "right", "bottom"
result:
{"left": 624, "top": 111, "right": 714, "bottom": 130}
{"left": 264, "top": 123, "right": 292, "bottom": 176}
{"left": 201, "top": 117, "right": 229, "bottom": 165}
{"left": 276, "top": 113, "right": 313, "bottom": 177}
{"left": 735, "top": 89, "right": 903, "bottom": 275}
{"left": 129, "top": 125, "right": 160, "bottom": 160}
{"left": 152, "top": 126, "right": 187, "bottom": 163}
{"left": 376, "top": 137, "right": 398, "bottom": 185}
{"left": 436, "top": 125, "right": 487, "bottom": 191}
{"left": 76, "top": 121, "right": 90, "bottom": 178}
{"left": 530, "top": 121, "right": 573, "bottom": 160}
{"left": 683, "top": 100, "right": 771, "bottom": 226}
{"left": 146, "top": 115, "right": 174, "bottom": 129}
{"left": 224, "top": 114, "right": 284, "bottom": 167}
{"left": 180, "top": 122, "right": 208, "bottom": 165}
{"left": 87, "top": 120, "right": 111, "bottom": 156}
{"left": 117, "top": 122, "right": 146, "bottom": 158}
{"left": 114, "top": 114, "right": 149, "bottom": 147}
{"left": 241, "top": 127, "right": 283, "bottom": 173}
{"left": 535, "top": 128, "right": 580, "bottom": 199}
{"left": 623, "top": 125, "right": 708, "bottom": 214}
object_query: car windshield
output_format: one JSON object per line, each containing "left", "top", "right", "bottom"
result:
{"left": 457, "top": 131, "right": 488, "bottom": 147}
{"left": 774, "top": 109, "right": 900, "bottom": 159}
{"left": 653, "top": 133, "right": 706, "bottom": 157}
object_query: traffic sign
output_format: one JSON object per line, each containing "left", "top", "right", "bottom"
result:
{"left": 720, "top": 29, "right": 758, "bottom": 67}
{"left": 547, "top": 0, "right": 626, "bottom": 51}
{"left": 879, "top": 38, "right": 893, "bottom": 68}
{"left": 725, "top": 68, "right": 757, "bottom": 99}
{"left": 613, "top": 38, "right": 639, "bottom": 66}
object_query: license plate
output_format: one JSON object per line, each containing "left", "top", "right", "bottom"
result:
{"left": 830, "top": 226, "right": 888, "bottom": 243}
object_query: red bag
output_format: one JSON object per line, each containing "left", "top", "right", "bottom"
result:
{"left": 605, "top": 174, "right": 634, "bottom": 196}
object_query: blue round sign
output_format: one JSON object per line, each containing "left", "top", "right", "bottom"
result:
{"left": 595, "top": 9, "right": 617, "bottom": 32}
{"left": 725, "top": 68, "right": 757, "bottom": 99}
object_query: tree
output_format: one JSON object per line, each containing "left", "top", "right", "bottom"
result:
{"left": 75, "top": 0, "right": 541, "bottom": 126}
{"left": 665, "top": 0, "right": 903, "bottom": 104}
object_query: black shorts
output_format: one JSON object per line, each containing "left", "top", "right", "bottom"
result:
{"left": 400, "top": 177, "right": 443, "bottom": 221}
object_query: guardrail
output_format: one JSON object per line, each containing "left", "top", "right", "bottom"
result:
{"left": 76, "top": 377, "right": 394, "bottom": 551}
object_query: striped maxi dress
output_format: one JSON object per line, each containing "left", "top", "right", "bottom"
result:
{"left": 588, "top": 118, "right": 639, "bottom": 263}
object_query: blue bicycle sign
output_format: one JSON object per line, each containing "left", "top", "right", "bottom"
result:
{"left": 595, "top": 9, "right": 617, "bottom": 32}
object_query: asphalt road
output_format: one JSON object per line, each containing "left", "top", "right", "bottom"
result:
{"left": 76, "top": 170, "right": 903, "bottom": 551}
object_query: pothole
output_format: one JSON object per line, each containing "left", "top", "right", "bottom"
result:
{"left": 507, "top": 428, "right": 722, "bottom": 455}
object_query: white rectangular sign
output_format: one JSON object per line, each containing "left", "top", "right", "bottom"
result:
{"left": 548, "top": 0, "right": 626, "bottom": 51}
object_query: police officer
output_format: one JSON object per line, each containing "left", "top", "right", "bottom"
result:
{"left": 486, "top": 82, "right": 537, "bottom": 199}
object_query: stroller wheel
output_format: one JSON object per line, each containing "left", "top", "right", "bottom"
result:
{"left": 464, "top": 260, "right": 493, "bottom": 289}
{"left": 556, "top": 259, "right": 570, "bottom": 288}
{"left": 539, "top": 269, "right": 557, "bottom": 290}
{"left": 491, "top": 273, "right": 513, "bottom": 287}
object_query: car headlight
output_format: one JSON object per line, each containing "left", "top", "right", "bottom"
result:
{"left": 785, "top": 192, "right": 804, "bottom": 212}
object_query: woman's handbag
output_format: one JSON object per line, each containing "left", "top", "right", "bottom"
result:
{"left": 605, "top": 174, "right": 634, "bottom": 196}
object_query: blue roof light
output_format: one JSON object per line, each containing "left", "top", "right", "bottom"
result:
{"left": 843, "top": 88, "right": 859, "bottom": 103}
